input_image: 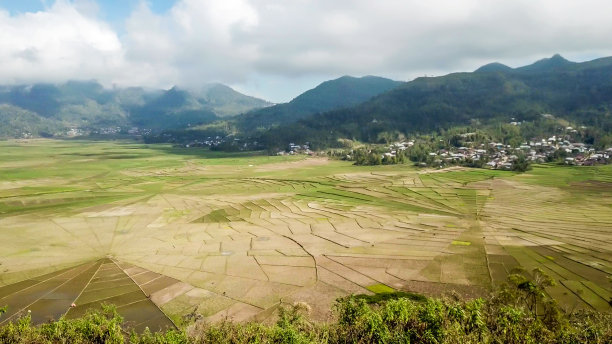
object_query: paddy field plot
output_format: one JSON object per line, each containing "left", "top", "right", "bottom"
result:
{"left": 0, "top": 140, "right": 610, "bottom": 328}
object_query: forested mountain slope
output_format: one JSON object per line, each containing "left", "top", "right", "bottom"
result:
{"left": 260, "top": 55, "right": 612, "bottom": 148}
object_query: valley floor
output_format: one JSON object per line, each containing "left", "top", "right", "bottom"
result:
{"left": 0, "top": 139, "right": 610, "bottom": 329}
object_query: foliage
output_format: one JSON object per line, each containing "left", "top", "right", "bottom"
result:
{"left": 324, "top": 112, "right": 612, "bottom": 171}
{"left": 0, "top": 304, "right": 125, "bottom": 344}
{"left": 0, "top": 104, "right": 64, "bottom": 138}
{"left": 260, "top": 56, "right": 612, "bottom": 150}
{"left": 0, "top": 81, "right": 270, "bottom": 138}
{"left": 354, "top": 291, "right": 427, "bottom": 304}
{"left": 366, "top": 284, "right": 396, "bottom": 294}
{"left": 234, "top": 76, "right": 402, "bottom": 133}
{"left": 512, "top": 153, "right": 530, "bottom": 172}
{"left": 1, "top": 272, "right": 611, "bottom": 343}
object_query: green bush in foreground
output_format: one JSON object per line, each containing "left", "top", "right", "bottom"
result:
{"left": 1, "top": 271, "right": 610, "bottom": 343}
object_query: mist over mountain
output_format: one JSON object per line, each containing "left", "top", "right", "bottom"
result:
{"left": 0, "top": 81, "right": 270, "bottom": 137}
{"left": 3, "top": 55, "right": 612, "bottom": 146}
{"left": 193, "top": 83, "right": 274, "bottom": 118}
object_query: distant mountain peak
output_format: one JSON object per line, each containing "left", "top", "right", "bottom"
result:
{"left": 546, "top": 53, "right": 572, "bottom": 65}
{"left": 167, "top": 85, "right": 183, "bottom": 92}
{"left": 335, "top": 75, "right": 392, "bottom": 81}
{"left": 179, "top": 83, "right": 271, "bottom": 117}
{"left": 288, "top": 75, "right": 402, "bottom": 106}
{"left": 551, "top": 53, "right": 566, "bottom": 60}
{"left": 517, "top": 53, "right": 574, "bottom": 72}
{"left": 475, "top": 62, "right": 513, "bottom": 73}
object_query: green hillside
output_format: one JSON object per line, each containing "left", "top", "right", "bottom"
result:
{"left": 260, "top": 55, "right": 612, "bottom": 148}
{"left": 234, "top": 75, "right": 402, "bottom": 132}
{"left": 194, "top": 83, "right": 272, "bottom": 118}
{"left": 0, "top": 81, "right": 270, "bottom": 138}
{"left": 0, "top": 105, "right": 62, "bottom": 138}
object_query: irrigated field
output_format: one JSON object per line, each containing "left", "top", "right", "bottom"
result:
{"left": 0, "top": 140, "right": 610, "bottom": 328}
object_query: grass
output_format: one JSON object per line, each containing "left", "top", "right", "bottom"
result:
{"left": 355, "top": 291, "right": 427, "bottom": 304}
{"left": 360, "top": 283, "right": 427, "bottom": 304}
{"left": 516, "top": 163, "right": 612, "bottom": 188}
{"left": 366, "top": 283, "right": 396, "bottom": 294}
{"left": 1, "top": 139, "right": 611, "bottom": 331}
{"left": 1, "top": 287, "right": 610, "bottom": 343}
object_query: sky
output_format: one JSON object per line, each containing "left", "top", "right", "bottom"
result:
{"left": 0, "top": 0, "right": 611, "bottom": 103}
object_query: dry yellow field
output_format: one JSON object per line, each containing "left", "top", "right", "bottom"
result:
{"left": 0, "top": 140, "right": 610, "bottom": 328}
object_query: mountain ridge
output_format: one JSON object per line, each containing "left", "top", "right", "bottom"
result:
{"left": 233, "top": 75, "right": 402, "bottom": 132}
{"left": 515, "top": 53, "right": 575, "bottom": 72}
{"left": 0, "top": 81, "right": 271, "bottom": 137}
{"left": 3, "top": 54, "right": 612, "bottom": 143}
{"left": 259, "top": 55, "right": 612, "bottom": 149}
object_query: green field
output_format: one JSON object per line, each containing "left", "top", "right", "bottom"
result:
{"left": 0, "top": 139, "right": 610, "bottom": 328}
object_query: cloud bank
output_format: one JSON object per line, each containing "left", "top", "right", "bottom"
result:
{"left": 1, "top": 0, "right": 611, "bottom": 101}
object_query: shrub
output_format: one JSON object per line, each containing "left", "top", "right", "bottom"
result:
{"left": 0, "top": 274, "right": 611, "bottom": 344}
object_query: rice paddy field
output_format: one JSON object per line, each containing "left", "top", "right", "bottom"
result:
{"left": 0, "top": 139, "right": 610, "bottom": 329}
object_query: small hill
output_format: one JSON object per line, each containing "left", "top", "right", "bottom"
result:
{"left": 289, "top": 75, "right": 403, "bottom": 112}
{"left": 475, "top": 62, "right": 513, "bottom": 73}
{"left": 193, "top": 83, "right": 272, "bottom": 118}
{"left": 0, "top": 104, "right": 62, "bottom": 138}
{"left": 128, "top": 86, "right": 218, "bottom": 129}
{"left": 234, "top": 75, "right": 402, "bottom": 132}
{"left": 146, "top": 86, "right": 199, "bottom": 110}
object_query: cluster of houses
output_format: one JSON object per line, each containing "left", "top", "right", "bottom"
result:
{"left": 182, "top": 136, "right": 226, "bottom": 148}
{"left": 19, "top": 128, "right": 84, "bottom": 138}
{"left": 91, "top": 127, "right": 122, "bottom": 135}
{"left": 385, "top": 141, "right": 415, "bottom": 156}
{"left": 86, "top": 127, "right": 152, "bottom": 136}
{"left": 66, "top": 128, "right": 86, "bottom": 137}
{"left": 277, "top": 143, "right": 314, "bottom": 156}
{"left": 487, "top": 136, "right": 610, "bottom": 168}
{"left": 17, "top": 126, "right": 153, "bottom": 139}
{"left": 126, "top": 127, "right": 151, "bottom": 136}
{"left": 564, "top": 151, "right": 612, "bottom": 166}
{"left": 19, "top": 131, "right": 34, "bottom": 139}
{"left": 180, "top": 136, "right": 262, "bottom": 151}
{"left": 384, "top": 134, "right": 612, "bottom": 169}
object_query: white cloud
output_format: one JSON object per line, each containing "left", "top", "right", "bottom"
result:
{"left": 0, "top": 0, "right": 122, "bottom": 85}
{"left": 106, "top": 0, "right": 261, "bottom": 89}
{"left": 1, "top": 0, "right": 612, "bottom": 101}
